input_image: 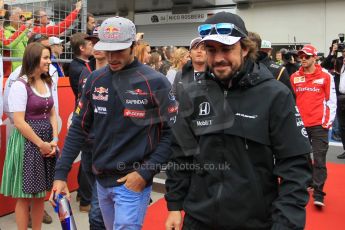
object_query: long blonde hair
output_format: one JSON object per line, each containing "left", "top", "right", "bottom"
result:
{"left": 171, "top": 47, "right": 189, "bottom": 70}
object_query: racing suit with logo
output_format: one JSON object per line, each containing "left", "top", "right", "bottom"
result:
{"left": 55, "top": 58, "right": 177, "bottom": 188}
{"left": 290, "top": 64, "right": 337, "bottom": 199}
{"left": 165, "top": 60, "right": 312, "bottom": 230}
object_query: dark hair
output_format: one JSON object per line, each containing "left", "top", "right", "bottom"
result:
{"left": 20, "top": 42, "right": 52, "bottom": 85}
{"left": 28, "top": 33, "right": 49, "bottom": 44}
{"left": 70, "top": 32, "right": 88, "bottom": 56}
{"left": 240, "top": 37, "right": 258, "bottom": 61}
{"left": 248, "top": 31, "right": 261, "bottom": 51}
{"left": 87, "top": 13, "right": 94, "bottom": 23}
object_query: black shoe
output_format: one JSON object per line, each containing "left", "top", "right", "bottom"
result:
{"left": 337, "top": 152, "right": 345, "bottom": 159}
{"left": 314, "top": 196, "right": 325, "bottom": 207}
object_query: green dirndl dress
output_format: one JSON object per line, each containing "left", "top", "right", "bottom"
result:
{"left": 0, "top": 129, "right": 46, "bottom": 198}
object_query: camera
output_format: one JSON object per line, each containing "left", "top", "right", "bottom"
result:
{"left": 334, "top": 33, "right": 345, "bottom": 52}
{"left": 280, "top": 48, "right": 298, "bottom": 62}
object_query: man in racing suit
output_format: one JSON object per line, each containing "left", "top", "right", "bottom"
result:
{"left": 291, "top": 44, "right": 337, "bottom": 207}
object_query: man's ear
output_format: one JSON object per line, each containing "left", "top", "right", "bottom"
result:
{"left": 79, "top": 44, "right": 85, "bottom": 53}
{"left": 242, "top": 46, "right": 249, "bottom": 58}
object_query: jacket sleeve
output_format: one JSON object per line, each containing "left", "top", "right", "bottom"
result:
{"left": 136, "top": 77, "right": 178, "bottom": 182}
{"left": 2, "top": 25, "right": 28, "bottom": 48}
{"left": 165, "top": 81, "right": 198, "bottom": 211}
{"left": 321, "top": 54, "right": 336, "bottom": 71}
{"left": 32, "top": 9, "right": 80, "bottom": 36}
{"left": 172, "top": 70, "right": 182, "bottom": 97}
{"left": 68, "top": 62, "right": 83, "bottom": 100}
{"left": 269, "top": 89, "right": 312, "bottom": 230}
{"left": 54, "top": 75, "right": 94, "bottom": 181}
{"left": 3, "top": 26, "right": 28, "bottom": 49}
{"left": 322, "top": 72, "right": 337, "bottom": 128}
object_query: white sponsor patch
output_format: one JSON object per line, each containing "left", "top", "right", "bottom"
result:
{"left": 301, "top": 128, "right": 308, "bottom": 138}
{"left": 235, "top": 113, "right": 258, "bottom": 119}
{"left": 313, "top": 78, "right": 324, "bottom": 85}
{"left": 199, "top": 102, "right": 210, "bottom": 116}
{"left": 196, "top": 119, "right": 213, "bottom": 127}
{"left": 125, "top": 99, "right": 148, "bottom": 105}
{"left": 94, "top": 106, "right": 107, "bottom": 115}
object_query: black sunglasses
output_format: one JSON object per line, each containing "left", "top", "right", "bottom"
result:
{"left": 299, "top": 54, "right": 312, "bottom": 60}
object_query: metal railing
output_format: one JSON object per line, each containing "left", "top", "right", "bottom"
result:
{"left": 1, "top": 0, "right": 88, "bottom": 73}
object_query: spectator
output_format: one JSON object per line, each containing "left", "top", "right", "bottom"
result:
{"left": 148, "top": 51, "right": 163, "bottom": 72}
{"left": 76, "top": 32, "right": 107, "bottom": 229}
{"left": 290, "top": 44, "right": 337, "bottom": 207}
{"left": 4, "top": 34, "right": 59, "bottom": 126}
{"left": 321, "top": 42, "right": 345, "bottom": 159}
{"left": 172, "top": 37, "right": 207, "bottom": 96}
{"left": 0, "top": 42, "right": 58, "bottom": 230}
{"left": 166, "top": 47, "right": 190, "bottom": 84}
{"left": 159, "top": 46, "right": 174, "bottom": 75}
{"left": 49, "top": 36, "right": 65, "bottom": 77}
{"left": 86, "top": 12, "right": 96, "bottom": 35}
{"left": 165, "top": 11, "right": 312, "bottom": 230}
{"left": 1, "top": 12, "right": 30, "bottom": 78}
{"left": 134, "top": 40, "right": 151, "bottom": 65}
{"left": 32, "top": 0, "right": 82, "bottom": 36}
{"left": 50, "top": 16, "right": 177, "bottom": 230}
{"left": 275, "top": 50, "right": 283, "bottom": 65}
{"left": 69, "top": 32, "right": 94, "bottom": 106}
{"left": 281, "top": 48, "right": 299, "bottom": 76}
{"left": 3, "top": 6, "right": 29, "bottom": 76}
{"left": 68, "top": 32, "right": 95, "bottom": 213}
{"left": 248, "top": 32, "right": 294, "bottom": 94}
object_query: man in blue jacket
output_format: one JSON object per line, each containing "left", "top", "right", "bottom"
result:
{"left": 50, "top": 16, "right": 177, "bottom": 230}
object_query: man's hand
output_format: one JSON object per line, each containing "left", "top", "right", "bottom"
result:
{"left": 117, "top": 171, "right": 147, "bottom": 192}
{"left": 165, "top": 211, "right": 183, "bottom": 230}
{"left": 49, "top": 180, "right": 70, "bottom": 207}
{"left": 75, "top": 1, "right": 82, "bottom": 11}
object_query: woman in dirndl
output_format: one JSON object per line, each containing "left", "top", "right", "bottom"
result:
{"left": 0, "top": 42, "right": 58, "bottom": 230}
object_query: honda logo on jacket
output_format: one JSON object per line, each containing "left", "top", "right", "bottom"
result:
{"left": 199, "top": 102, "right": 211, "bottom": 116}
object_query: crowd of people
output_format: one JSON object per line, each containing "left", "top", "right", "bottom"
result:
{"left": 0, "top": 1, "right": 344, "bottom": 229}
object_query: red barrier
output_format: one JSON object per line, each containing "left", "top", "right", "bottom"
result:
{"left": 0, "top": 77, "right": 80, "bottom": 216}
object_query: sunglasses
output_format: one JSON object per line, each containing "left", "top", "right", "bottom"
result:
{"left": 198, "top": 23, "right": 247, "bottom": 38}
{"left": 299, "top": 54, "right": 312, "bottom": 60}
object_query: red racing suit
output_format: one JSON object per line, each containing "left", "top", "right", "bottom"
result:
{"left": 290, "top": 64, "right": 337, "bottom": 128}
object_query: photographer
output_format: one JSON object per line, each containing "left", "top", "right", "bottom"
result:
{"left": 281, "top": 48, "right": 300, "bottom": 76}
{"left": 321, "top": 38, "right": 345, "bottom": 159}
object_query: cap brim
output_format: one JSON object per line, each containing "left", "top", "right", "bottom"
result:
{"left": 94, "top": 41, "right": 132, "bottom": 51}
{"left": 202, "top": 34, "right": 241, "bottom": 45}
{"left": 298, "top": 50, "right": 314, "bottom": 56}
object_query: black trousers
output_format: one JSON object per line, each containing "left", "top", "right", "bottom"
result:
{"left": 305, "top": 126, "right": 329, "bottom": 198}
{"left": 336, "top": 96, "right": 345, "bottom": 151}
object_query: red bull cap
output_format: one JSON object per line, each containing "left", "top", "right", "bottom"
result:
{"left": 94, "top": 16, "right": 136, "bottom": 51}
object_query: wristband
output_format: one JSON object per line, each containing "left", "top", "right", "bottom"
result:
{"left": 53, "top": 137, "right": 59, "bottom": 142}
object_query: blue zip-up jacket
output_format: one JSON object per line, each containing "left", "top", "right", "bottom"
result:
{"left": 55, "top": 59, "right": 177, "bottom": 187}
